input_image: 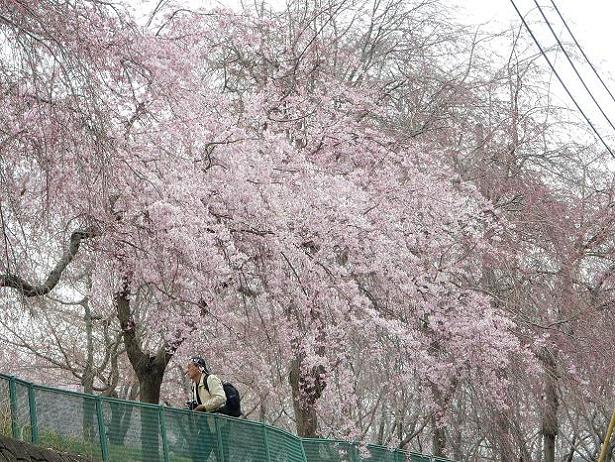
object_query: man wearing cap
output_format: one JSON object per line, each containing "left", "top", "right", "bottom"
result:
{"left": 185, "top": 356, "right": 230, "bottom": 462}
{"left": 186, "top": 356, "right": 226, "bottom": 412}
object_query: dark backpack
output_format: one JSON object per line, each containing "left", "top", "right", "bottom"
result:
{"left": 201, "top": 375, "right": 242, "bottom": 417}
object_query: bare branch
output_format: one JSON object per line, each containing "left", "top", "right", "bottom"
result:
{"left": 1, "top": 228, "right": 98, "bottom": 297}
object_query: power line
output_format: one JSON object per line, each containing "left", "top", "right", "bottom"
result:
{"left": 532, "top": 0, "right": 615, "bottom": 134}
{"left": 507, "top": 0, "right": 615, "bottom": 159}
{"left": 549, "top": 0, "right": 615, "bottom": 106}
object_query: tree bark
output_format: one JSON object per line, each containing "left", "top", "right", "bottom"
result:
{"left": 81, "top": 292, "right": 96, "bottom": 441}
{"left": 1, "top": 229, "right": 97, "bottom": 297}
{"left": 427, "top": 364, "right": 456, "bottom": 458}
{"left": 115, "top": 287, "right": 171, "bottom": 403}
{"left": 115, "top": 285, "right": 170, "bottom": 462}
{"left": 431, "top": 413, "right": 446, "bottom": 458}
{"left": 541, "top": 350, "right": 559, "bottom": 462}
{"left": 288, "top": 356, "right": 326, "bottom": 438}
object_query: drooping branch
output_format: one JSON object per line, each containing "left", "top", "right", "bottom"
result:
{"left": 1, "top": 228, "right": 97, "bottom": 297}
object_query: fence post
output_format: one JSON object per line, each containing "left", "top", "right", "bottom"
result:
{"left": 214, "top": 415, "right": 225, "bottom": 462}
{"left": 299, "top": 438, "right": 309, "bottom": 462}
{"left": 95, "top": 396, "right": 110, "bottom": 462}
{"left": 350, "top": 443, "right": 360, "bottom": 462}
{"left": 26, "top": 383, "right": 38, "bottom": 444}
{"left": 262, "top": 425, "right": 271, "bottom": 462}
{"left": 159, "top": 407, "right": 170, "bottom": 462}
{"left": 8, "top": 376, "right": 19, "bottom": 439}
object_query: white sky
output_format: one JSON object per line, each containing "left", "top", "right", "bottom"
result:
{"left": 456, "top": 0, "right": 613, "bottom": 74}
{"left": 453, "top": 0, "right": 615, "bottom": 150}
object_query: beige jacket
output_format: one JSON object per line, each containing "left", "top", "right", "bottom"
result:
{"left": 192, "top": 373, "right": 226, "bottom": 412}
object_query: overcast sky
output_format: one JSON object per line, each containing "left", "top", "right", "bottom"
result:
{"left": 453, "top": 0, "right": 615, "bottom": 151}
{"left": 457, "top": 0, "right": 613, "bottom": 74}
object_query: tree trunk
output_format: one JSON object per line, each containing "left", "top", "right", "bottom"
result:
{"left": 285, "top": 296, "right": 327, "bottom": 439}
{"left": 81, "top": 292, "right": 96, "bottom": 441}
{"left": 431, "top": 413, "right": 446, "bottom": 458}
{"left": 541, "top": 351, "right": 559, "bottom": 462}
{"left": 139, "top": 365, "right": 165, "bottom": 403}
{"left": 81, "top": 375, "right": 96, "bottom": 442}
{"left": 289, "top": 357, "right": 320, "bottom": 437}
{"left": 115, "top": 287, "right": 170, "bottom": 461}
{"left": 427, "top": 374, "right": 456, "bottom": 459}
{"left": 114, "top": 281, "right": 195, "bottom": 459}
{"left": 115, "top": 287, "right": 170, "bottom": 404}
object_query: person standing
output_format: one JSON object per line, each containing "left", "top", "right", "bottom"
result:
{"left": 185, "top": 356, "right": 229, "bottom": 461}
{"left": 187, "top": 357, "right": 226, "bottom": 412}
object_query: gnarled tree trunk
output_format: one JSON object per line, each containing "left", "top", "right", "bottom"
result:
{"left": 115, "top": 286, "right": 172, "bottom": 461}
{"left": 115, "top": 287, "right": 172, "bottom": 404}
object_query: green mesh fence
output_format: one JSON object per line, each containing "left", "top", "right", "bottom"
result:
{"left": 408, "top": 454, "right": 431, "bottom": 462}
{"left": 0, "top": 373, "right": 454, "bottom": 462}
{"left": 13, "top": 380, "right": 32, "bottom": 442}
{"left": 0, "top": 378, "right": 11, "bottom": 437}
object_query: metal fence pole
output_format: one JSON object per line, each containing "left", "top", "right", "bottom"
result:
{"left": 26, "top": 383, "right": 38, "bottom": 444}
{"left": 262, "top": 425, "right": 271, "bottom": 462}
{"left": 350, "top": 443, "right": 360, "bottom": 462}
{"left": 299, "top": 438, "right": 309, "bottom": 462}
{"left": 8, "top": 376, "right": 19, "bottom": 439}
{"left": 95, "top": 396, "right": 110, "bottom": 462}
{"left": 214, "top": 416, "right": 225, "bottom": 462}
{"left": 159, "top": 407, "right": 170, "bottom": 462}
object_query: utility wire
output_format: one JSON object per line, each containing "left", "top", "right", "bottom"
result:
{"left": 507, "top": 0, "right": 615, "bottom": 159}
{"left": 549, "top": 0, "right": 615, "bottom": 105}
{"left": 532, "top": 0, "right": 615, "bottom": 134}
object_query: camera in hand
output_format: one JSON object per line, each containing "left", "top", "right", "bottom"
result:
{"left": 186, "top": 400, "right": 198, "bottom": 410}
